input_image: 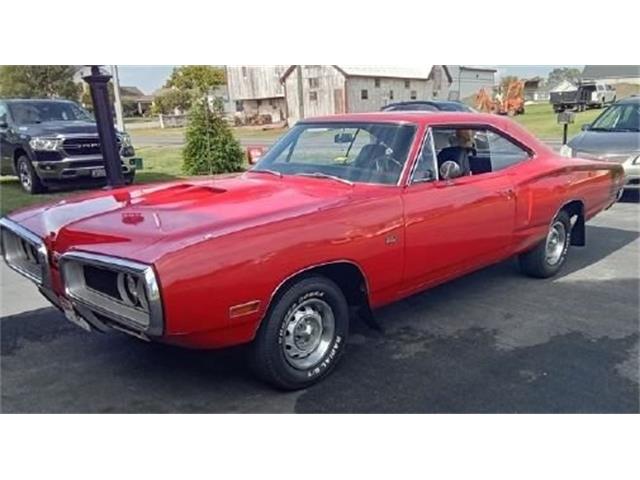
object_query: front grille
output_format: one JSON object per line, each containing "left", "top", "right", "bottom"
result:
{"left": 63, "top": 137, "right": 122, "bottom": 157}
{"left": 83, "top": 265, "right": 120, "bottom": 299}
{"left": 63, "top": 137, "right": 102, "bottom": 156}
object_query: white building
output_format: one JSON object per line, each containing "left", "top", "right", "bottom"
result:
{"left": 280, "top": 65, "right": 452, "bottom": 126}
{"left": 447, "top": 66, "right": 497, "bottom": 101}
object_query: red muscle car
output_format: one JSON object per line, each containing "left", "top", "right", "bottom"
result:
{"left": 0, "top": 112, "right": 626, "bottom": 389}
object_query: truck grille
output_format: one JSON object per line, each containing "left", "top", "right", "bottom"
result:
{"left": 63, "top": 137, "right": 121, "bottom": 157}
{"left": 63, "top": 137, "right": 102, "bottom": 156}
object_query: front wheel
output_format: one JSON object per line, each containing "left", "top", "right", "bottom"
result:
{"left": 250, "top": 276, "right": 349, "bottom": 390}
{"left": 519, "top": 211, "right": 572, "bottom": 278}
{"left": 16, "top": 155, "right": 46, "bottom": 194}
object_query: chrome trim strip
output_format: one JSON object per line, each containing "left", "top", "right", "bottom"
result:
{"left": 0, "top": 217, "right": 49, "bottom": 286}
{"left": 59, "top": 251, "right": 164, "bottom": 336}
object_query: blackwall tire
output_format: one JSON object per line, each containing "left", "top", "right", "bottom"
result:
{"left": 519, "top": 210, "right": 572, "bottom": 279}
{"left": 17, "top": 156, "right": 46, "bottom": 194}
{"left": 250, "top": 275, "right": 349, "bottom": 390}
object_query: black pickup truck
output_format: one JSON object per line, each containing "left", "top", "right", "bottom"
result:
{"left": 0, "top": 98, "right": 139, "bottom": 193}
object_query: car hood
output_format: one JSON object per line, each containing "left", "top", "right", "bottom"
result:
{"left": 16, "top": 120, "right": 100, "bottom": 137}
{"left": 8, "top": 174, "right": 353, "bottom": 264}
{"left": 569, "top": 130, "right": 640, "bottom": 155}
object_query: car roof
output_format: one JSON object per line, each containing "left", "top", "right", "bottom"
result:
{"left": 301, "top": 111, "right": 507, "bottom": 126}
{"left": 616, "top": 96, "right": 640, "bottom": 105}
{"left": 300, "top": 111, "right": 551, "bottom": 155}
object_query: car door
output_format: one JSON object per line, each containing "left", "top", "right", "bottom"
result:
{"left": 0, "top": 101, "right": 14, "bottom": 175}
{"left": 401, "top": 126, "right": 518, "bottom": 291}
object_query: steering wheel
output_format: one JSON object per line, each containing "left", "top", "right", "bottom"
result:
{"left": 371, "top": 155, "right": 403, "bottom": 173}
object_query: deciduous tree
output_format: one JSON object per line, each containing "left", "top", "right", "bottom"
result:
{"left": 0, "top": 66, "right": 80, "bottom": 100}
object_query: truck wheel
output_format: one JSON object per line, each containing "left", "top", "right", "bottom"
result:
{"left": 519, "top": 211, "right": 571, "bottom": 279}
{"left": 250, "top": 275, "right": 349, "bottom": 390}
{"left": 16, "top": 155, "right": 46, "bottom": 194}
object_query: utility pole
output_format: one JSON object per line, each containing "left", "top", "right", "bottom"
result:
{"left": 296, "top": 66, "right": 305, "bottom": 121}
{"left": 83, "top": 66, "right": 124, "bottom": 187}
{"left": 111, "top": 65, "right": 125, "bottom": 132}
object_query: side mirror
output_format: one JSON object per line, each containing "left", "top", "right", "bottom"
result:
{"left": 334, "top": 133, "right": 354, "bottom": 144}
{"left": 440, "top": 161, "right": 462, "bottom": 181}
{"left": 581, "top": 123, "right": 591, "bottom": 131}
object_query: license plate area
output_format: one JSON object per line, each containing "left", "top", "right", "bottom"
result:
{"left": 91, "top": 168, "right": 106, "bottom": 178}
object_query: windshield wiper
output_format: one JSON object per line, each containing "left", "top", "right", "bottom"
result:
{"left": 295, "top": 172, "right": 354, "bottom": 186}
{"left": 249, "top": 169, "right": 283, "bottom": 178}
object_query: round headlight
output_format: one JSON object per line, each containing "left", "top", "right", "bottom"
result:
{"left": 117, "top": 272, "right": 144, "bottom": 307}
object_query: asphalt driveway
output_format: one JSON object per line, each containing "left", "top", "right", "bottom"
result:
{"left": 1, "top": 201, "right": 638, "bottom": 413}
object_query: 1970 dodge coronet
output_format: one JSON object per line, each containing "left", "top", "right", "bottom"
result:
{"left": 0, "top": 112, "right": 626, "bottom": 389}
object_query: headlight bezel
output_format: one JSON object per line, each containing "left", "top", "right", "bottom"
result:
{"left": 0, "top": 217, "right": 49, "bottom": 286}
{"left": 117, "top": 132, "right": 133, "bottom": 148}
{"left": 59, "top": 251, "right": 164, "bottom": 336}
{"left": 29, "top": 136, "right": 64, "bottom": 151}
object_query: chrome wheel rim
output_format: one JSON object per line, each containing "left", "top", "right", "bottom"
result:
{"left": 282, "top": 298, "right": 335, "bottom": 370}
{"left": 546, "top": 221, "right": 567, "bottom": 266}
{"left": 19, "top": 161, "right": 32, "bottom": 191}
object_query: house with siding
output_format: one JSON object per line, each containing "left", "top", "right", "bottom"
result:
{"left": 447, "top": 66, "right": 497, "bottom": 101}
{"left": 280, "top": 65, "right": 452, "bottom": 126}
{"left": 226, "top": 65, "right": 288, "bottom": 124}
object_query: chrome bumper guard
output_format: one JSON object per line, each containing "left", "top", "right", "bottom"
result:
{"left": 59, "top": 251, "right": 164, "bottom": 337}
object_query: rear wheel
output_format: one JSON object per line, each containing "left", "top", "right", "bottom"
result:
{"left": 16, "top": 155, "right": 46, "bottom": 194}
{"left": 519, "top": 211, "right": 572, "bottom": 278}
{"left": 250, "top": 276, "right": 349, "bottom": 390}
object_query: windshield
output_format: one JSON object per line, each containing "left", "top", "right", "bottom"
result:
{"left": 8, "top": 101, "right": 93, "bottom": 125}
{"left": 590, "top": 104, "right": 640, "bottom": 132}
{"left": 253, "top": 122, "right": 417, "bottom": 185}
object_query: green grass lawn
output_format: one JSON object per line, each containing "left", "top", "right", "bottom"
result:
{"left": 513, "top": 103, "right": 603, "bottom": 140}
{"left": 0, "top": 146, "right": 185, "bottom": 216}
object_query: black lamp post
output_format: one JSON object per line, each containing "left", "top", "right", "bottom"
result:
{"left": 83, "top": 66, "right": 124, "bottom": 187}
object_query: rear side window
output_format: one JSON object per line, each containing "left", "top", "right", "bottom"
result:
{"left": 485, "top": 130, "right": 531, "bottom": 171}
{"left": 429, "top": 126, "right": 530, "bottom": 178}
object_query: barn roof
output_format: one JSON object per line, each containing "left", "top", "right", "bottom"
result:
{"left": 582, "top": 65, "right": 640, "bottom": 80}
{"left": 280, "top": 65, "right": 452, "bottom": 83}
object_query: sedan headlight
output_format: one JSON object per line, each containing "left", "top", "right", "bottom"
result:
{"left": 60, "top": 252, "right": 163, "bottom": 336}
{"left": 559, "top": 144, "right": 573, "bottom": 158}
{"left": 29, "top": 136, "right": 63, "bottom": 151}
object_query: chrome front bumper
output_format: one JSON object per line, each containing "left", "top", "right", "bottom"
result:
{"left": 1, "top": 217, "right": 163, "bottom": 340}
{"left": 34, "top": 155, "right": 137, "bottom": 182}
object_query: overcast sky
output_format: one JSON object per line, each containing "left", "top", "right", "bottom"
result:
{"left": 118, "top": 65, "right": 585, "bottom": 94}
